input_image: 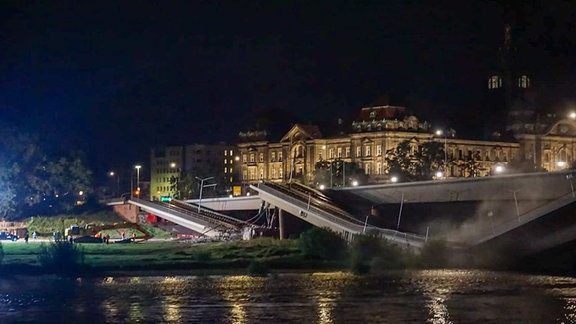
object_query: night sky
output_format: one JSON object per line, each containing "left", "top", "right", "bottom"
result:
{"left": 1, "top": 1, "right": 576, "bottom": 182}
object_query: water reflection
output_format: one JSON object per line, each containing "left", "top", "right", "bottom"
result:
{"left": 2, "top": 271, "right": 576, "bottom": 323}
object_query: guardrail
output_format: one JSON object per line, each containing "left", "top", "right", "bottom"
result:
{"left": 462, "top": 190, "right": 576, "bottom": 245}
{"left": 254, "top": 183, "right": 426, "bottom": 248}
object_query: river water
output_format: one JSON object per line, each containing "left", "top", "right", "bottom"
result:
{"left": 1, "top": 269, "right": 575, "bottom": 323}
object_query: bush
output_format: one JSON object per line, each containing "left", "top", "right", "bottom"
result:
{"left": 419, "top": 239, "right": 449, "bottom": 268}
{"left": 299, "top": 227, "right": 347, "bottom": 260}
{"left": 38, "top": 242, "right": 85, "bottom": 276}
{"left": 348, "top": 231, "right": 405, "bottom": 274}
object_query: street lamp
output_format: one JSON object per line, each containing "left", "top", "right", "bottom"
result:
{"left": 196, "top": 176, "right": 216, "bottom": 213}
{"left": 108, "top": 171, "right": 120, "bottom": 197}
{"left": 135, "top": 165, "right": 142, "bottom": 198}
{"left": 170, "top": 162, "right": 180, "bottom": 198}
{"left": 435, "top": 129, "right": 448, "bottom": 172}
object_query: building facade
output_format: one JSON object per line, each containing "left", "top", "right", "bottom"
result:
{"left": 150, "top": 143, "right": 237, "bottom": 201}
{"left": 237, "top": 104, "right": 527, "bottom": 187}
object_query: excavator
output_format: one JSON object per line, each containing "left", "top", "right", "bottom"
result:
{"left": 65, "top": 222, "right": 154, "bottom": 243}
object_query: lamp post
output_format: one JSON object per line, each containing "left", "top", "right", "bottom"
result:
{"left": 135, "top": 165, "right": 142, "bottom": 198}
{"left": 170, "top": 162, "right": 180, "bottom": 198}
{"left": 108, "top": 171, "right": 120, "bottom": 197}
{"left": 435, "top": 129, "right": 448, "bottom": 172}
{"left": 196, "top": 176, "right": 216, "bottom": 213}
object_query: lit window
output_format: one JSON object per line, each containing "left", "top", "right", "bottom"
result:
{"left": 242, "top": 154, "right": 247, "bottom": 163}
{"left": 329, "top": 148, "right": 335, "bottom": 159}
{"left": 365, "top": 163, "right": 371, "bottom": 175}
{"left": 259, "top": 169, "right": 264, "bottom": 179}
{"left": 345, "top": 147, "right": 350, "bottom": 157}
{"left": 259, "top": 153, "right": 264, "bottom": 162}
{"left": 279, "top": 169, "right": 283, "bottom": 179}
{"left": 337, "top": 147, "right": 342, "bottom": 158}
{"left": 271, "top": 152, "right": 276, "bottom": 162}
{"left": 224, "top": 150, "right": 227, "bottom": 156}
{"left": 488, "top": 75, "right": 502, "bottom": 89}
{"left": 230, "top": 150, "right": 233, "bottom": 156}
{"left": 365, "top": 145, "right": 371, "bottom": 157}
{"left": 356, "top": 146, "right": 362, "bottom": 157}
{"left": 376, "top": 162, "right": 382, "bottom": 175}
{"left": 278, "top": 152, "right": 283, "bottom": 162}
{"left": 249, "top": 153, "right": 255, "bottom": 163}
{"left": 271, "top": 169, "right": 276, "bottom": 179}
{"left": 518, "top": 75, "right": 530, "bottom": 88}
{"left": 376, "top": 145, "right": 382, "bottom": 156}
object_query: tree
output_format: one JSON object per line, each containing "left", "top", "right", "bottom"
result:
{"left": 385, "top": 140, "right": 417, "bottom": 181}
{"left": 312, "top": 159, "right": 368, "bottom": 188}
{"left": 457, "top": 151, "right": 484, "bottom": 177}
{"left": 385, "top": 139, "right": 445, "bottom": 181}
{"left": 0, "top": 124, "right": 93, "bottom": 219}
{"left": 414, "top": 141, "right": 445, "bottom": 180}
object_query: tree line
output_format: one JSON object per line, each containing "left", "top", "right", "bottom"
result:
{"left": 0, "top": 124, "right": 92, "bottom": 220}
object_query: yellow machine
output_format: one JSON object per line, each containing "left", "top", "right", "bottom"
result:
{"left": 65, "top": 222, "right": 153, "bottom": 243}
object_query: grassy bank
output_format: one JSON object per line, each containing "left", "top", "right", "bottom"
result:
{"left": 0, "top": 238, "right": 339, "bottom": 276}
{"left": 22, "top": 210, "right": 173, "bottom": 239}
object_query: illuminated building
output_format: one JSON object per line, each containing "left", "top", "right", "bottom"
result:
{"left": 150, "top": 143, "right": 237, "bottom": 201}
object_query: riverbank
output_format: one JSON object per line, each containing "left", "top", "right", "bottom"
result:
{"left": 0, "top": 238, "right": 349, "bottom": 277}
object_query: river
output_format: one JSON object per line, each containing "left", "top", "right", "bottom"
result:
{"left": 1, "top": 269, "right": 575, "bottom": 323}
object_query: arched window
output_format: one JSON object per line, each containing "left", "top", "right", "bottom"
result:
{"left": 518, "top": 75, "right": 530, "bottom": 88}
{"left": 488, "top": 75, "right": 502, "bottom": 89}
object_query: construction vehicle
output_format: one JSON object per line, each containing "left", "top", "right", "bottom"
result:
{"left": 65, "top": 222, "right": 154, "bottom": 243}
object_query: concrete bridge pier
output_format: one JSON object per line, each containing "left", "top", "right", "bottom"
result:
{"left": 279, "top": 208, "right": 285, "bottom": 240}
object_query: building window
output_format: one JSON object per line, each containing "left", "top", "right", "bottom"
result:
{"left": 259, "top": 153, "right": 264, "bottom": 162}
{"left": 376, "top": 162, "right": 382, "bottom": 175}
{"left": 229, "top": 150, "right": 233, "bottom": 156}
{"left": 365, "top": 163, "right": 371, "bottom": 175}
{"left": 271, "top": 168, "right": 276, "bottom": 179}
{"left": 249, "top": 153, "right": 255, "bottom": 163}
{"left": 259, "top": 169, "right": 264, "bottom": 180}
{"left": 224, "top": 150, "right": 227, "bottom": 156}
{"left": 318, "top": 152, "right": 323, "bottom": 160}
{"left": 365, "top": 145, "right": 371, "bottom": 157}
{"left": 518, "top": 75, "right": 530, "bottom": 88}
{"left": 279, "top": 169, "right": 283, "bottom": 179}
{"left": 337, "top": 147, "right": 342, "bottom": 158}
{"left": 243, "top": 170, "right": 247, "bottom": 180}
{"left": 345, "top": 147, "right": 350, "bottom": 158}
{"left": 329, "top": 148, "right": 335, "bottom": 159}
{"left": 356, "top": 146, "right": 362, "bottom": 157}
{"left": 271, "top": 152, "right": 276, "bottom": 162}
{"left": 278, "top": 152, "right": 283, "bottom": 162}
{"left": 376, "top": 145, "right": 382, "bottom": 156}
{"left": 488, "top": 75, "right": 502, "bottom": 89}
{"left": 242, "top": 154, "right": 247, "bottom": 163}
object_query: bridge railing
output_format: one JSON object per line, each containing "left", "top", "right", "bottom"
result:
{"left": 255, "top": 183, "right": 426, "bottom": 248}
{"left": 459, "top": 190, "right": 576, "bottom": 245}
